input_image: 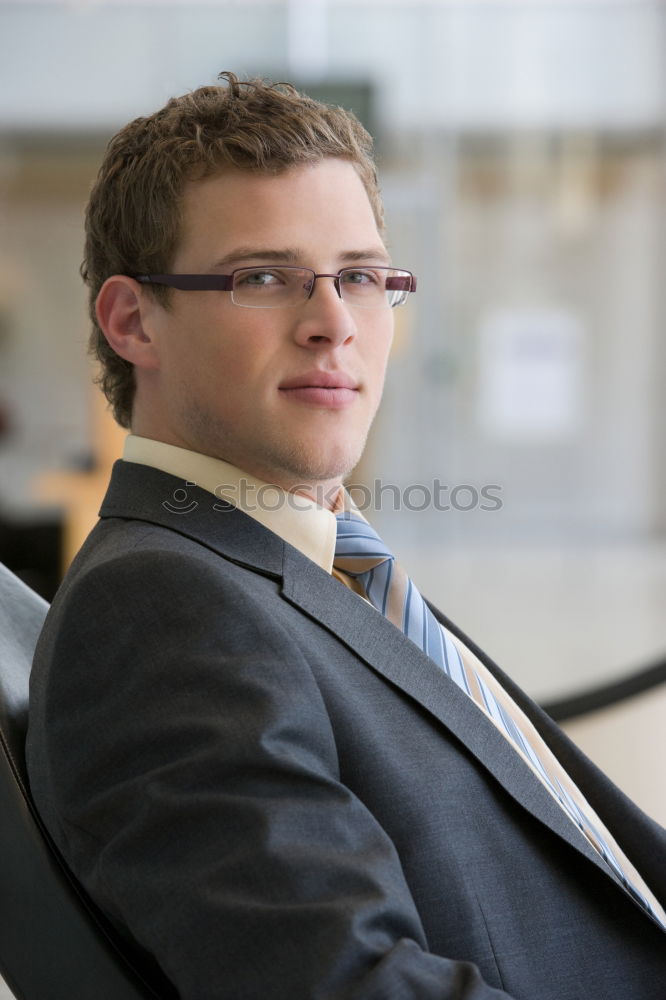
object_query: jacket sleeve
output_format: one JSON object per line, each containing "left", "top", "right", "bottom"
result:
{"left": 30, "top": 548, "right": 516, "bottom": 1000}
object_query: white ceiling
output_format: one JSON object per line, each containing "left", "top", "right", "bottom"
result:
{"left": 0, "top": 0, "right": 664, "bottom": 131}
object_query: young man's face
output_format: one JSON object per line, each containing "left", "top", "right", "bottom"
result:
{"left": 137, "top": 158, "right": 395, "bottom": 498}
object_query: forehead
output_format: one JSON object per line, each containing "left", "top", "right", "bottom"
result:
{"left": 174, "top": 159, "right": 384, "bottom": 267}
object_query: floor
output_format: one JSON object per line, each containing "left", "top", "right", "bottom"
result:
{"left": 396, "top": 538, "right": 666, "bottom": 702}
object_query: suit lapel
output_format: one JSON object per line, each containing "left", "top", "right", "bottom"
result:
{"left": 281, "top": 544, "right": 615, "bottom": 876}
{"left": 285, "top": 554, "right": 666, "bottom": 932}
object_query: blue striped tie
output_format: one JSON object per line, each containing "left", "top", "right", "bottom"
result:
{"left": 334, "top": 511, "right": 666, "bottom": 929}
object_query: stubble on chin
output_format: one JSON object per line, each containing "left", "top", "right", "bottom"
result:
{"left": 179, "top": 397, "right": 371, "bottom": 489}
{"left": 267, "top": 437, "right": 364, "bottom": 487}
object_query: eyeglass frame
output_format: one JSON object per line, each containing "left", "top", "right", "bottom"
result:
{"left": 130, "top": 265, "right": 417, "bottom": 309}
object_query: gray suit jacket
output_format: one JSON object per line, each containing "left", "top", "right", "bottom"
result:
{"left": 27, "top": 461, "right": 666, "bottom": 999}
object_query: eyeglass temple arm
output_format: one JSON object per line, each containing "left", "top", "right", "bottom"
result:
{"left": 132, "top": 274, "right": 235, "bottom": 291}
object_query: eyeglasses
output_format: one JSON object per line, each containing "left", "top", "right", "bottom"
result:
{"left": 132, "top": 265, "right": 417, "bottom": 310}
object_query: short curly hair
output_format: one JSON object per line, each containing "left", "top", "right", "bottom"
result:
{"left": 82, "top": 72, "right": 384, "bottom": 428}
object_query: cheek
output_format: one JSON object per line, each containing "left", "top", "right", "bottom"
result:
{"left": 367, "top": 327, "right": 393, "bottom": 394}
{"left": 193, "top": 340, "right": 278, "bottom": 419}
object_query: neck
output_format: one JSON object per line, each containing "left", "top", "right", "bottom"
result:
{"left": 288, "top": 481, "right": 346, "bottom": 512}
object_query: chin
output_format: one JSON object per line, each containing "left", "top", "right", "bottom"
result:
{"left": 276, "top": 441, "right": 365, "bottom": 488}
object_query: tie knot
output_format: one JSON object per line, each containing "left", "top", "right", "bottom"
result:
{"left": 334, "top": 513, "right": 394, "bottom": 577}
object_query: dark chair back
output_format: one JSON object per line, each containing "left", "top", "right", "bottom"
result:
{"left": 0, "top": 564, "right": 172, "bottom": 1000}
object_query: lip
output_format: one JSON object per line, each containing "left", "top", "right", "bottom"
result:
{"left": 278, "top": 371, "right": 359, "bottom": 409}
{"left": 279, "top": 371, "right": 359, "bottom": 391}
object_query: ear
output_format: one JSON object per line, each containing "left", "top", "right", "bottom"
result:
{"left": 95, "top": 276, "right": 161, "bottom": 370}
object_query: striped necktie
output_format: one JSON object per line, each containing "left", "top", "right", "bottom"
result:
{"left": 334, "top": 511, "right": 666, "bottom": 930}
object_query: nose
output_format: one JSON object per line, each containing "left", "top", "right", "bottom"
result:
{"left": 291, "top": 274, "right": 357, "bottom": 350}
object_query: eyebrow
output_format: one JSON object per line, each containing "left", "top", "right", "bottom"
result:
{"left": 210, "top": 246, "right": 392, "bottom": 269}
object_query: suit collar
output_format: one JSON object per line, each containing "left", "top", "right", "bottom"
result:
{"left": 121, "top": 439, "right": 341, "bottom": 573}
{"left": 100, "top": 460, "right": 285, "bottom": 578}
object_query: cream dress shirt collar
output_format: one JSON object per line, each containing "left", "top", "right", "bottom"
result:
{"left": 123, "top": 435, "right": 345, "bottom": 574}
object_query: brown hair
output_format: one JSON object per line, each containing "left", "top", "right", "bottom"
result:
{"left": 82, "top": 71, "right": 384, "bottom": 427}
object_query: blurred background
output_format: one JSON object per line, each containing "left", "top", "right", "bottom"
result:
{"left": 0, "top": 0, "right": 665, "bottom": 825}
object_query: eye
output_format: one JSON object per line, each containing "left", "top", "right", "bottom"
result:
{"left": 340, "top": 268, "right": 381, "bottom": 286}
{"left": 236, "top": 268, "right": 284, "bottom": 287}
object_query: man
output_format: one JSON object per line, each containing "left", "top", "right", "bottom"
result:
{"left": 27, "top": 73, "right": 666, "bottom": 999}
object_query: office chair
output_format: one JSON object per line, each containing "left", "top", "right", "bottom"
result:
{"left": 0, "top": 563, "right": 174, "bottom": 1000}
